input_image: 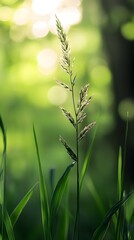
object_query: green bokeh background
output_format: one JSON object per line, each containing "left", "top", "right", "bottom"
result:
{"left": 0, "top": 0, "right": 134, "bottom": 239}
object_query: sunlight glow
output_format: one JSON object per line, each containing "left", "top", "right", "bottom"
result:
{"left": 32, "top": 0, "right": 61, "bottom": 15}
{"left": 13, "top": 7, "right": 29, "bottom": 25}
{"left": 59, "top": 7, "right": 82, "bottom": 26}
{"left": 32, "top": 21, "right": 49, "bottom": 38}
{"left": 0, "top": 7, "right": 12, "bottom": 22}
{"left": 48, "top": 86, "right": 68, "bottom": 105}
{"left": 49, "top": 7, "right": 82, "bottom": 33}
{"left": 37, "top": 48, "right": 57, "bottom": 75}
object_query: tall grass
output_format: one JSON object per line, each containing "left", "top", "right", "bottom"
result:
{"left": 0, "top": 116, "right": 37, "bottom": 240}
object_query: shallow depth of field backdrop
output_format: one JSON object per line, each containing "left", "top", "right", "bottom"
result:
{"left": 0, "top": 0, "right": 134, "bottom": 239}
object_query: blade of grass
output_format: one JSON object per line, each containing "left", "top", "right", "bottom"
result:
{"left": 10, "top": 183, "right": 37, "bottom": 227}
{"left": 80, "top": 125, "right": 97, "bottom": 191}
{"left": 121, "top": 112, "right": 129, "bottom": 196}
{"left": 33, "top": 125, "right": 51, "bottom": 240}
{"left": 4, "top": 207, "right": 15, "bottom": 240}
{"left": 91, "top": 191, "right": 134, "bottom": 240}
{"left": 115, "top": 146, "right": 122, "bottom": 240}
{"left": 118, "top": 146, "right": 122, "bottom": 201}
{"left": 0, "top": 115, "right": 7, "bottom": 239}
{"left": 54, "top": 190, "right": 69, "bottom": 240}
{"left": 86, "top": 177, "right": 105, "bottom": 217}
{"left": 116, "top": 116, "right": 129, "bottom": 239}
{"left": 50, "top": 161, "right": 75, "bottom": 223}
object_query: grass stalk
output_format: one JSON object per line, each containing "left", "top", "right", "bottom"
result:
{"left": 56, "top": 16, "right": 95, "bottom": 240}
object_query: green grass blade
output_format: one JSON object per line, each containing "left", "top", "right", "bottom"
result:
{"left": 115, "top": 146, "right": 123, "bottom": 240}
{"left": 0, "top": 116, "right": 7, "bottom": 239}
{"left": 33, "top": 125, "right": 51, "bottom": 240}
{"left": 54, "top": 192, "right": 69, "bottom": 240}
{"left": 91, "top": 191, "right": 134, "bottom": 240}
{"left": 4, "top": 207, "right": 15, "bottom": 240}
{"left": 86, "top": 177, "right": 105, "bottom": 217}
{"left": 50, "top": 161, "right": 75, "bottom": 223}
{"left": 118, "top": 146, "right": 122, "bottom": 201}
{"left": 122, "top": 113, "right": 129, "bottom": 196}
{"left": 0, "top": 116, "right": 7, "bottom": 154}
{"left": 80, "top": 125, "right": 97, "bottom": 191}
{"left": 116, "top": 118, "right": 129, "bottom": 239}
{"left": 10, "top": 183, "right": 37, "bottom": 227}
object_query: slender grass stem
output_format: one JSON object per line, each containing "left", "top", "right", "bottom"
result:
{"left": 69, "top": 73, "right": 80, "bottom": 240}
{"left": 76, "top": 123, "right": 80, "bottom": 240}
{"left": 116, "top": 115, "right": 129, "bottom": 239}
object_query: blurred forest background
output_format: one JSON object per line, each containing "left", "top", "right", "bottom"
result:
{"left": 0, "top": 0, "right": 134, "bottom": 239}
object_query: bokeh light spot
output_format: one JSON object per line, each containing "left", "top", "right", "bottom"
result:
{"left": 121, "top": 21, "right": 134, "bottom": 40}
{"left": 90, "top": 65, "right": 112, "bottom": 87}
{"left": 48, "top": 86, "right": 68, "bottom": 105}
{"left": 32, "top": 21, "right": 49, "bottom": 38}
{"left": 59, "top": 7, "right": 82, "bottom": 27}
{"left": 32, "top": 0, "right": 61, "bottom": 15}
{"left": 10, "top": 26, "right": 26, "bottom": 42}
{"left": 37, "top": 48, "right": 57, "bottom": 75}
{"left": 0, "top": 7, "right": 12, "bottom": 22}
{"left": 118, "top": 98, "right": 134, "bottom": 120}
{"left": 13, "top": 7, "right": 30, "bottom": 25}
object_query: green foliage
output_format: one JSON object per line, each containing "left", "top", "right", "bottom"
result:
{"left": 10, "top": 183, "right": 37, "bottom": 227}
{"left": 4, "top": 208, "right": 15, "bottom": 240}
{"left": 50, "top": 161, "right": 75, "bottom": 223}
{"left": 0, "top": 117, "right": 38, "bottom": 240}
{"left": 91, "top": 191, "right": 134, "bottom": 240}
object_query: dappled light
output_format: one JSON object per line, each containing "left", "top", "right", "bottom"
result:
{"left": 37, "top": 48, "right": 57, "bottom": 75}
{"left": 13, "top": 7, "right": 30, "bottom": 25}
{"left": 32, "top": 21, "right": 49, "bottom": 38}
{"left": 48, "top": 86, "right": 68, "bottom": 105}
{"left": 32, "top": 0, "right": 61, "bottom": 15}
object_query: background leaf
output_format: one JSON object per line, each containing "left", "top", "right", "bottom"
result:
{"left": 33, "top": 126, "right": 51, "bottom": 240}
{"left": 10, "top": 183, "right": 37, "bottom": 227}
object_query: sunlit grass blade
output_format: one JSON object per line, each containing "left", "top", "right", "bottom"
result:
{"left": 10, "top": 183, "right": 37, "bottom": 227}
{"left": 91, "top": 191, "right": 134, "bottom": 240}
{"left": 50, "top": 161, "right": 75, "bottom": 223}
{"left": 80, "top": 125, "right": 97, "bottom": 190}
{"left": 33, "top": 125, "right": 51, "bottom": 240}
{"left": 86, "top": 177, "right": 105, "bottom": 217}
{"left": 4, "top": 207, "right": 15, "bottom": 240}
{"left": 0, "top": 116, "right": 7, "bottom": 154}
{"left": 0, "top": 115, "right": 7, "bottom": 239}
